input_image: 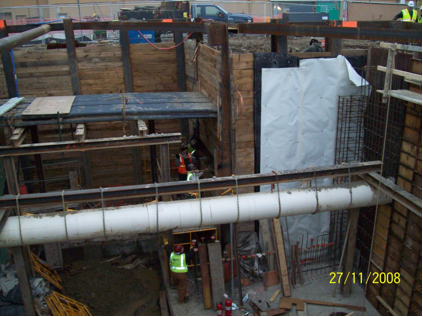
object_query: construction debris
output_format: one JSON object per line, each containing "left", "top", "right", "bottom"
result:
{"left": 279, "top": 297, "right": 366, "bottom": 312}
{"left": 46, "top": 291, "right": 91, "bottom": 316}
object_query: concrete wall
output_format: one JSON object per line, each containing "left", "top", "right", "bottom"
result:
{"left": 347, "top": 2, "right": 410, "bottom": 21}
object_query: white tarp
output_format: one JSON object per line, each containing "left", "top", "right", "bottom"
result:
{"left": 260, "top": 56, "right": 369, "bottom": 247}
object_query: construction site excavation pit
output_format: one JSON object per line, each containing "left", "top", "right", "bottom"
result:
{"left": 59, "top": 245, "right": 162, "bottom": 316}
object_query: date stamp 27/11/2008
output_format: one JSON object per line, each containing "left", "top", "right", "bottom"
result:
{"left": 330, "top": 272, "right": 400, "bottom": 284}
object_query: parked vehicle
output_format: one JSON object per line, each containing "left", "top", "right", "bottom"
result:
{"left": 118, "top": 1, "right": 253, "bottom": 44}
{"left": 191, "top": 4, "right": 253, "bottom": 23}
{"left": 119, "top": 1, "right": 253, "bottom": 23}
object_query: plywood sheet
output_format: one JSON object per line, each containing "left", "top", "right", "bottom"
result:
{"left": 22, "top": 96, "right": 75, "bottom": 116}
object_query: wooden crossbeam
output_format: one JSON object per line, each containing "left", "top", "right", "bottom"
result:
{"left": 11, "top": 127, "right": 27, "bottom": 147}
{"left": 74, "top": 124, "right": 86, "bottom": 142}
{"left": 377, "top": 66, "right": 422, "bottom": 83}
{"left": 137, "top": 120, "right": 148, "bottom": 136}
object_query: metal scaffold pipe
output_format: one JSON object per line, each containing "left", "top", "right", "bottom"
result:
{"left": 0, "top": 181, "right": 391, "bottom": 248}
{"left": 0, "top": 25, "right": 51, "bottom": 54}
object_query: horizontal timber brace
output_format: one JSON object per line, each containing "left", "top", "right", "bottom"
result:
{"left": 360, "top": 172, "right": 422, "bottom": 217}
{"left": 5, "top": 21, "right": 421, "bottom": 45}
{"left": 237, "top": 23, "right": 421, "bottom": 43}
{"left": 0, "top": 161, "right": 382, "bottom": 209}
{"left": 7, "top": 21, "right": 208, "bottom": 34}
{"left": 0, "top": 133, "right": 181, "bottom": 157}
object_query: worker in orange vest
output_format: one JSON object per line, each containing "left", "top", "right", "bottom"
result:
{"left": 175, "top": 144, "right": 196, "bottom": 181}
{"left": 393, "top": 1, "right": 418, "bottom": 22}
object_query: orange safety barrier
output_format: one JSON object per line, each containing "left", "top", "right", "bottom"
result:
{"left": 343, "top": 21, "right": 358, "bottom": 28}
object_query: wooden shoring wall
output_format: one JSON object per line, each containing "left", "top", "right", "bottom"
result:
{"left": 19, "top": 119, "right": 182, "bottom": 192}
{"left": 185, "top": 42, "right": 255, "bottom": 184}
{"left": 185, "top": 43, "right": 221, "bottom": 161}
{"left": 231, "top": 53, "right": 254, "bottom": 194}
{"left": 0, "top": 42, "right": 178, "bottom": 97}
{"left": 367, "top": 58, "right": 422, "bottom": 316}
{"left": 0, "top": 42, "right": 182, "bottom": 191}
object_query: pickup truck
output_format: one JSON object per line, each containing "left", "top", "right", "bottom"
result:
{"left": 191, "top": 4, "right": 253, "bottom": 23}
{"left": 119, "top": 1, "right": 253, "bottom": 23}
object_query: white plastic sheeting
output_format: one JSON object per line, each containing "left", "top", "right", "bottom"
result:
{"left": 260, "top": 56, "right": 369, "bottom": 245}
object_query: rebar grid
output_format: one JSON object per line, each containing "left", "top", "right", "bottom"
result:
{"left": 332, "top": 63, "right": 407, "bottom": 284}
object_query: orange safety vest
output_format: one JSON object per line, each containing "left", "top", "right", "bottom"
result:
{"left": 178, "top": 153, "right": 193, "bottom": 174}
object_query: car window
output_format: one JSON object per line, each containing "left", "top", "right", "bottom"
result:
{"left": 205, "top": 6, "right": 220, "bottom": 16}
{"left": 192, "top": 6, "right": 201, "bottom": 18}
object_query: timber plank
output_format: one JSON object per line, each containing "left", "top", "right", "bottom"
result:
{"left": 208, "top": 242, "right": 225, "bottom": 310}
{"left": 272, "top": 218, "right": 291, "bottom": 297}
{"left": 199, "top": 244, "right": 212, "bottom": 310}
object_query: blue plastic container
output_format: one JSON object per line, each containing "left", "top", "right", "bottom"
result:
{"left": 127, "top": 30, "right": 156, "bottom": 43}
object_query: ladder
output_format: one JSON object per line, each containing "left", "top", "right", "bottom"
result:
{"left": 376, "top": 42, "right": 422, "bottom": 105}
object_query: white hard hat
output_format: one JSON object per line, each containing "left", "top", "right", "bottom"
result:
{"left": 407, "top": 1, "right": 414, "bottom": 7}
{"left": 420, "top": 5, "right": 422, "bottom": 10}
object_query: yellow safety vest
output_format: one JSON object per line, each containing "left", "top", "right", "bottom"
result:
{"left": 419, "top": 16, "right": 422, "bottom": 23}
{"left": 170, "top": 252, "right": 188, "bottom": 273}
{"left": 401, "top": 9, "right": 418, "bottom": 22}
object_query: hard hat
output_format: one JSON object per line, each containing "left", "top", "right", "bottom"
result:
{"left": 407, "top": 1, "right": 414, "bottom": 7}
{"left": 174, "top": 244, "right": 184, "bottom": 254}
{"left": 420, "top": 5, "right": 422, "bottom": 10}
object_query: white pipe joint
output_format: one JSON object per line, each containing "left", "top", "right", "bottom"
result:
{"left": 0, "top": 181, "right": 391, "bottom": 247}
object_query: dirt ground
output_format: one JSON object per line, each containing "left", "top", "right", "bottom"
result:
{"left": 227, "top": 34, "right": 377, "bottom": 54}
{"left": 59, "top": 254, "right": 162, "bottom": 316}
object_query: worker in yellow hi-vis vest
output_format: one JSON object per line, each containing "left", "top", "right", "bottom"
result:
{"left": 393, "top": 1, "right": 418, "bottom": 22}
{"left": 419, "top": 6, "right": 422, "bottom": 23}
{"left": 166, "top": 244, "right": 196, "bottom": 303}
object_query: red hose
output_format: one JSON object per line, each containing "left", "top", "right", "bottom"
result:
{"left": 137, "top": 30, "right": 193, "bottom": 50}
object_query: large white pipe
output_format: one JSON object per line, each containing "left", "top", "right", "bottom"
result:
{"left": 0, "top": 181, "right": 391, "bottom": 247}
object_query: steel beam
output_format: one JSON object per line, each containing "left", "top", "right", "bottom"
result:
{"left": 0, "top": 24, "right": 50, "bottom": 54}
{"left": 360, "top": 172, "right": 422, "bottom": 217}
{"left": 0, "top": 161, "right": 382, "bottom": 209}
{"left": 0, "top": 113, "right": 217, "bottom": 128}
{"left": 0, "top": 133, "right": 181, "bottom": 157}
{"left": 238, "top": 23, "right": 422, "bottom": 43}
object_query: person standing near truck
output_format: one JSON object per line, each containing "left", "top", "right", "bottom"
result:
{"left": 393, "top": 1, "right": 418, "bottom": 22}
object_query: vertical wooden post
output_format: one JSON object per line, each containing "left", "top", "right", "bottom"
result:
{"left": 175, "top": 32, "right": 189, "bottom": 140}
{"left": 3, "top": 157, "right": 36, "bottom": 316}
{"left": 341, "top": 208, "right": 360, "bottom": 296}
{"left": 30, "top": 126, "right": 46, "bottom": 193}
{"left": 326, "top": 39, "right": 343, "bottom": 57}
{"left": 199, "top": 243, "right": 212, "bottom": 310}
{"left": 272, "top": 218, "right": 291, "bottom": 297}
{"left": 121, "top": 30, "right": 142, "bottom": 185}
{"left": 160, "top": 144, "right": 171, "bottom": 201}
{"left": 81, "top": 152, "right": 92, "bottom": 189}
{"left": 0, "top": 21, "right": 17, "bottom": 98}
{"left": 149, "top": 120, "right": 158, "bottom": 183}
{"left": 208, "top": 242, "right": 225, "bottom": 310}
{"left": 382, "top": 48, "right": 395, "bottom": 104}
{"left": 208, "top": 23, "right": 232, "bottom": 177}
{"left": 63, "top": 18, "right": 81, "bottom": 95}
{"left": 175, "top": 32, "right": 186, "bottom": 92}
{"left": 129, "top": 122, "right": 142, "bottom": 185}
{"left": 271, "top": 19, "right": 288, "bottom": 54}
{"left": 120, "top": 30, "right": 134, "bottom": 93}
